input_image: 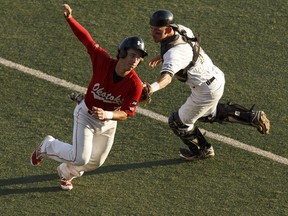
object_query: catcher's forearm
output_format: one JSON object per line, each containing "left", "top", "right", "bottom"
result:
{"left": 150, "top": 82, "right": 160, "bottom": 92}
{"left": 151, "top": 73, "right": 172, "bottom": 92}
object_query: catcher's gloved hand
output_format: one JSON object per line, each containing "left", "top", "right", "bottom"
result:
{"left": 69, "top": 92, "right": 85, "bottom": 104}
{"left": 139, "top": 81, "right": 153, "bottom": 104}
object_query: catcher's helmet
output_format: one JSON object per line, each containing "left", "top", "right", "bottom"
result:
{"left": 149, "top": 9, "right": 177, "bottom": 28}
{"left": 118, "top": 36, "right": 148, "bottom": 58}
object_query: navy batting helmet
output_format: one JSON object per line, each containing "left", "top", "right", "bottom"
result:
{"left": 149, "top": 9, "right": 177, "bottom": 28}
{"left": 117, "top": 36, "right": 148, "bottom": 58}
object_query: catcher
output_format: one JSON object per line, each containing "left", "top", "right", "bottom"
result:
{"left": 145, "top": 9, "right": 270, "bottom": 160}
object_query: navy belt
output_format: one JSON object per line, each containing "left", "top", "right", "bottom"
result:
{"left": 206, "top": 77, "right": 215, "bottom": 85}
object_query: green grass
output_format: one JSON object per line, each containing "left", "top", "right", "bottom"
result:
{"left": 0, "top": 0, "right": 287, "bottom": 215}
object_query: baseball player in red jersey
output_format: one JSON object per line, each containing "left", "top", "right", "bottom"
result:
{"left": 30, "top": 4, "right": 148, "bottom": 190}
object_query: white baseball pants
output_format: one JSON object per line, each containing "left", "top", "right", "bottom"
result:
{"left": 42, "top": 100, "right": 117, "bottom": 180}
{"left": 178, "top": 68, "right": 225, "bottom": 128}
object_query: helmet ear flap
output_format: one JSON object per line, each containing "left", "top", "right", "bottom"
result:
{"left": 118, "top": 49, "right": 127, "bottom": 58}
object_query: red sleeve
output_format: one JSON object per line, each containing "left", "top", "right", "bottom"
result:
{"left": 67, "top": 17, "right": 95, "bottom": 48}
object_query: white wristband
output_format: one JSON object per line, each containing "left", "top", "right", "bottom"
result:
{"left": 105, "top": 111, "right": 114, "bottom": 120}
{"left": 150, "top": 82, "right": 160, "bottom": 93}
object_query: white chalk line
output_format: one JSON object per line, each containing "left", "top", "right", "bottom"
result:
{"left": 1, "top": 56, "right": 287, "bottom": 166}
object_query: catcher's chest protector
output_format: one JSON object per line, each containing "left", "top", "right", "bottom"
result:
{"left": 160, "top": 34, "right": 200, "bottom": 82}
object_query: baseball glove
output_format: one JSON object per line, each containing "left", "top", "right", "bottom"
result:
{"left": 139, "top": 81, "right": 153, "bottom": 104}
{"left": 69, "top": 92, "right": 85, "bottom": 104}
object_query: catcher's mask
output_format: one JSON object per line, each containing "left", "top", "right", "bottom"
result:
{"left": 117, "top": 36, "right": 148, "bottom": 59}
{"left": 149, "top": 9, "right": 178, "bottom": 28}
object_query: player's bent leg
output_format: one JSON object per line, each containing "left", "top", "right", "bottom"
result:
{"left": 179, "top": 126, "right": 215, "bottom": 160}
{"left": 168, "top": 111, "right": 214, "bottom": 160}
{"left": 57, "top": 163, "right": 84, "bottom": 191}
{"left": 57, "top": 166, "right": 73, "bottom": 191}
{"left": 79, "top": 130, "right": 116, "bottom": 172}
{"left": 200, "top": 102, "right": 270, "bottom": 134}
{"left": 30, "top": 135, "right": 55, "bottom": 166}
{"left": 168, "top": 111, "right": 199, "bottom": 154}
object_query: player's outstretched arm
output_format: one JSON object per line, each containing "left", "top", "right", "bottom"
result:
{"left": 63, "top": 4, "right": 72, "bottom": 19}
{"left": 150, "top": 72, "right": 172, "bottom": 93}
{"left": 63, "top": 4, "right": 94, "bottom": 48}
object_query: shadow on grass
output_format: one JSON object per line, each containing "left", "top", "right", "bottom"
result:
{"left": 0, "top": 186, "right": 61, "bottom": 195}
{"left": 0, "top": 158, "right": 187, "bottom": 195}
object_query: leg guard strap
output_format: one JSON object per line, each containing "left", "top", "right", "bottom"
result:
{"left": 213, "top": 102, "right": 255, "bottom": 125}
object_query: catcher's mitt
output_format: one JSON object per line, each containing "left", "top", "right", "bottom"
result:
{"left": 139, "top": 81, "right": 153, "bottom": 104}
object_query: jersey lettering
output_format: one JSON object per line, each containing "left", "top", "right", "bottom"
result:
{"left": 91, "top": 83, "right": 123, "bottom": 105}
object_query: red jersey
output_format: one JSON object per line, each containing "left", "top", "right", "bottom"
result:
{"left": 67, "top": 18, "right": 143, "bottom": 117}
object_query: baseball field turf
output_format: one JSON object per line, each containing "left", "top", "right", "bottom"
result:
{"left": 0, "top": 0, "right": 287, "bottom": 215}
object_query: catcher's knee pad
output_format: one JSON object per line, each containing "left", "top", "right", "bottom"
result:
{"left": 168, "top": 111, "right": 191, "bottom": 138}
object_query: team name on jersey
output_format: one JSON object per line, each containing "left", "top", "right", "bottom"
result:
{"left": 91, "top": 83, "right": 123, "bottom": 105}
